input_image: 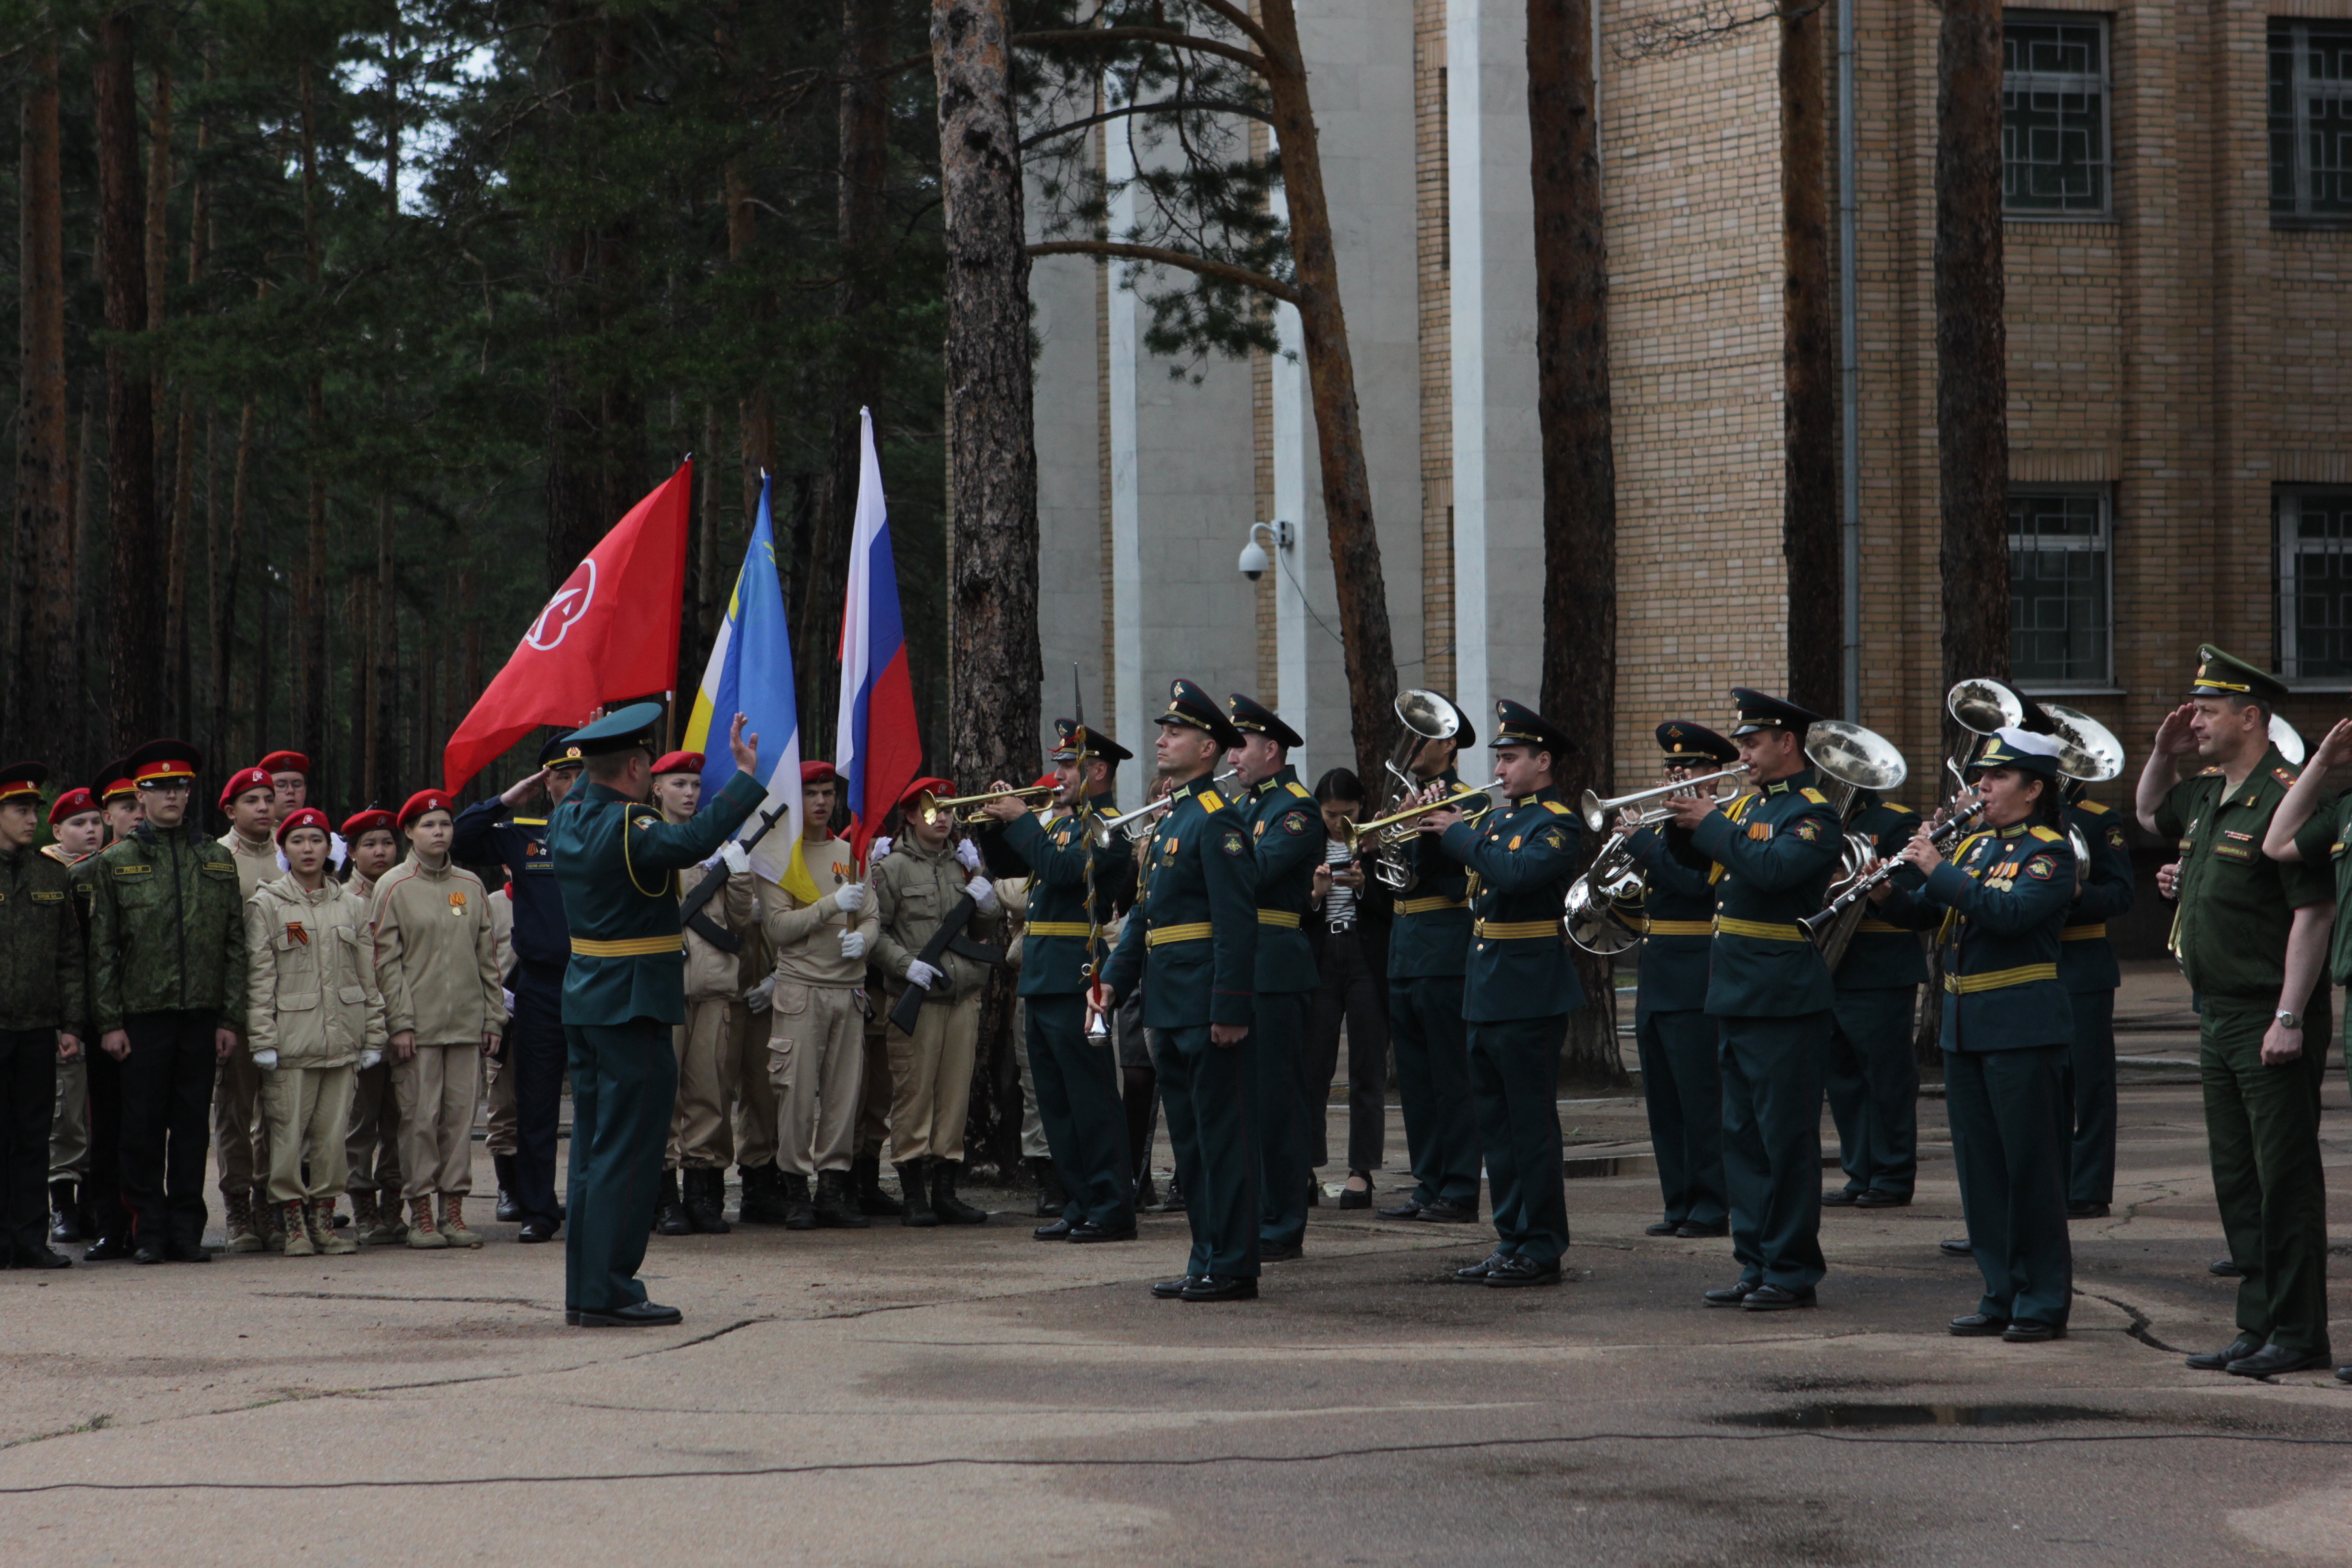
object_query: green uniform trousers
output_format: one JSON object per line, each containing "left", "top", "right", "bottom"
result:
{"left": 1256, "top": 991, "right": 1311, "bottom": 1250}
{"left": 1466, "top": 1015, "right": 1571, "bottom": 1264}
{"left": 2061, "top": 987, "right": 2117, "bottom": 1207}
{"left": 1390, "top": 975, "right": 1480, "bottom": 1209}
{"left": 1026, "top": 994, "right": 1134, "bottom": 1230}
{"left": 2201, "top": 994, "right": 2332, "bottom": 1357}
{"left": 1944, "top": 1043, "right": 2073, "bottom": 1326}
{"left": 1635, "top": 1008, "right": 1727, "bottom": 1229}
{"left": 1825, "top": 986, "right": 1920, "bottom": 1200}
{"left": 563, "top": 1019, "right": 676, "bottom": 1313}
{"left": 1154, "top": 1023, "right": 1260, "bottom": 1279}
{"left": 1720, "top": 1012, "right": 1830, "bottom": 1292}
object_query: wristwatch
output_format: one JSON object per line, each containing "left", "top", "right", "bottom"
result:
{"left": 2275, "top": 1010, "right": 2304, "bottom": 1030}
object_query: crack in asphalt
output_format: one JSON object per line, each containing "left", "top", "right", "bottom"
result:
{"left": 2084, "top": 1290, "right": 2187, "bottom": 1355}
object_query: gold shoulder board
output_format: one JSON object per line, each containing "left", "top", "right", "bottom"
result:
{"left": 1286, "top": 781, "right": 1311, "bottom": 799}
{"left": 1542, "top": 800, "right": 1571, "bottom": 815}
{"left": 2275, "top": 768, "right": 2300, "bottom": 786}
{"left": 1801, "top": 787, "right": 1828, "bottom": 804}
{"left": 2076, "top": 800, "right": 2109, "bottom": 816}
{"left": 1197, "top": 790, "right": 1224, "bottom": 813}
{"left": 2029, "top": 825, "right": 2063, "bottom": 843}
{"left": 1884, "top": 802, "right": 1915, "bottom": 816}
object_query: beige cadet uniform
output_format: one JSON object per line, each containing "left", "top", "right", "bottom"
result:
{"left": 731, "top": 921, "right": 778, "bottom": 1171}
{"left": 342, "top": 870, "right": 404, "bottom": 1213}
{"left": 216, "top": 828, "right": 279, "bottom": 1202}
{"left": 485, "top": 888, "right": 519, "bottom": 1157}
{"left": 759, "top": 838, "right": 881, "bottom": 1176}
{"left": 872, "top": 839, "right": 1001, "bottom": 1164}
{"left": 244, "top": 872, "right": 386, "bottom": 1203}
{"left": 671, "top": 862, "right": 756, "bottom": 1170}
{"left": 370, "top": 856, "right": 505, "bottom": 1199}
{"left": 1000, "top": 875, "right": 1049, "bottom": 1160}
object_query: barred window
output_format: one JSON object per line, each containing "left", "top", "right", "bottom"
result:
{"left": 2269, "top": 22, "right": 2352, "bottom": 224}
{"left": 2004, "top": 15, "right": 2110, "bottom": 216}
{"left": 2278, "top": 488, "right": 2352, "bottom": 679}
{"left": 2009, "top": 488, "right": 2111, "bottom": 686}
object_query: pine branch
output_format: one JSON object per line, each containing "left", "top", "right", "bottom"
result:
{"left": 1020, "top": 95, "right": 1275, "bottom": 150}
{"left": 1026, "top": 239, "right": 1304, "bottom": 306}
{"left": 1013, "top": 27, "right": 1269, "bottom": 76}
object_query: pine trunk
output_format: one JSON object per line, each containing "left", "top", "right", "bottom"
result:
{"left": 299, "top": 60, "right": 329, "bottom": 776}
{"left": 1526, "top": 0, "right": 1624, "bottom": 1083}
{"left": 13, "top": 34, "right": 74, "bottom": 770}
{"left": 1780, "top": 2, "right": 1840, "bottom": 716}
{"left": 1936, "top": 0, "right": 2011, "bottom": 738}
{"left": 213, "top": 398, "right": 255, "bottom": 757}
{"left": 97, "top": 10, "right": 159, "bottom": 757}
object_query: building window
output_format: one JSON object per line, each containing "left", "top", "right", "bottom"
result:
{"left": 2004, "top": 14, "right": 2110, "bottom": 216}
{"left": 2270, "top": 22, "right": 2352, "bottom": 225}
{"left": 2278, "top": 488, "right": 2352, "bottom": 679}
{"left": 2009, "top": 487, "right": 2111, "bottom": 686}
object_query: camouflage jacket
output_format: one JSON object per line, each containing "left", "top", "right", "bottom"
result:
{"left": 87, "top": 821, "right": 249, "bottom": 1032}
{"left": 0, "top": 843, "right": 87, "bottom": 1034}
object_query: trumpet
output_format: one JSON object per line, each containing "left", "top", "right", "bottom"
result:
{"left": 1575, "top": 765, "right": 1748, "bottom": 833}
{"left": 1373, "top": 690, "right": 1464, "bottom": 889}
{"left": 915, "top": 782, "right": 1060, "bottom": 826}
{"left": 1087, "top": 768, "right": 1240, "bottom": 847}
{"left": 1341, "top": 779, "right": 1503, "bottom": 849}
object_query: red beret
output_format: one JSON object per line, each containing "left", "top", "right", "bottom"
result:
{"left": 341, "top": 808, "right": 396, "bottom": 840}
{"left": 651, "top": 751, "right": 704, "bottom": 777}
{"left": 800, "top": 761, "right": 840, "bottom": 786}
{"left": 48, "top": 787, "right": 98, "bottom": 826}
{"left": 256, "top": 751, "right": 311, "bottom": 777}
{"left": 397, "top": 789, "right": 454, "bottom": 829}
{"left": 219, "top": 766, "right": 275, "bottom": 812}
{"left": 275, "top": 806, "right": 331, "bottom": 846}
{"left": 895, "top": 776, "right": 956, "bottom": 814}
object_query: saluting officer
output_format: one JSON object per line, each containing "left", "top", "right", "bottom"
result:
{"left": 1419, "top": 700, "right": 1584, "bottom": 1288}
{"left": 2140, "top": 647, "right": 2334, "bottom": 1379}
{"left": 981, "top": 720, "right": 1139, "bottom": 1243}
{"left": 1226, "top": 693, "right": 1326, "bottom": 1262}
{"left": 44, "top": 786, "right": 103, "bottom": 1247}
{"left": 1093, "top": 679, "right": 1260, "bottom": 1302}
{"left": 1822, "top": 786, "right": 1928, "bottom": 1209}
{"left": 1619, "top": 723, "right": 1733, "bottom": 1239}
{"left": 2055, "top": 763, "right": 2135, "bottom": 1218}
{"left": 546, "top": 705, "right": 763, "bottom": 1328}
{"left": 1664, "top": 690, "right": 1844, "bottom": 1311}
{"left": 1873, "top": 730, "right": 2077, "bottom": 1341}
{"left": 453, "top": 732, "right": 585, "bottom": 1243}
{"left": 1, "top": 764, "right": 85, "bottom": 1269}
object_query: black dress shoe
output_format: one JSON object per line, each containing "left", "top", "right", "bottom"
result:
{"left": 1939, "top": 1238, "right": 1974, "bottom": 1258}
{"left": 2337, "top": 1365, "right": 2352, "bottom": 1384}
{"left": 517, "top": 1220, "right": 557, "bottom": 1243}
{"left": 1337, "top": 1186, "right": 1371, "bottom": 1211}
{"left": 165, "top": 1241, "right": 212, "bottom": 1263}
{"left": 1305, "top": 1179, "right": 1320, "bottom": 1209}
{"left": 1644, "top": 1220, "right": 1680, "bottom": 1237}
{"left": 496, "top": 1190, "right": 522, "bottom": 1224}
{"left": 1677, "top": 1220, "right": 1730, "bottom": 1239}
{"left": 1821, "top": 1188, "right": 1860, "bottom": 1207}
{"left": 2185, "top": 1337, "right": 2261, "bottom": 1371}
{"left": 1067, "top": 1222, "right": 1136, "bottom": 1243}
{"left": 13, "top": 1246, "right": 71, "bottom": 1269}
{"left": 2226, "top": 1344, "right": 2332, "bottom": 1378}
{"left": 1948, "top": 1312, "right": 2008, "bottom": 1337}
{"left": 1260, "top": 1239, "right": 1303, "bottom": 1262}
{"left": 573, "top": 1301, "right": 684, "bottom": 1328}
{"left": 1486, "top": 1255, "right": 1561, "bottom": 1288}
{"left": 1375, "top": 1196, "right": 1426, "bottom": 1220}
{"left": 133, "top": 1241, "right": 166, "bottom": 1265}
{"left": 1452, "top": 1252, "right": 1506, "bottom": 1283}
{"left": 1149, "top": 1274, "right": 1198, "bottom": 1299}
{"left": 1853, "top": 1190, "right": 1910, "bottom": 1209}
{"left": 1703, "top": 1280, "right": 1760, "bottom": 1307}
{"left": 1033, "top": 1218, "right": 1075, "bottom": 1241}
{"left": 83, "top": 1235, "right": 133, "bottom": 1262}
{"left": 1179, "top": 1274, "right": 1259, "bottom": 1302}
{"left": 2003, "top": 1320, "right": 2065, "bottom": 1343}
{"left": 1742, "top": 1284, "right": 1816, "bottom": 1311}
{"left": 2210, "top": 1258, "right": 2245, "bottom": 1278}
{"left": 1415, "top": 1196, "right": 1478, "bottom": 1224}
{"left": 2065, "top": 1201, "right": 2110, "bottom": 1219}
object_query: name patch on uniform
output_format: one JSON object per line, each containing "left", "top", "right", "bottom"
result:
{"left": 1221, "top": 829, "right": 1247, "bottom": 858}
{"left": 2212, "top": 843, "right": 2252, "bottom": 861}
{"left": 112, "top": 864, "right": 151, "bottom": 877}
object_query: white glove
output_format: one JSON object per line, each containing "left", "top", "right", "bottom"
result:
{"left": 721, "top": 841, "right": 752, "bottom": 874}
{"left": 956, "top": 838, "right": 983, "bottom": 872}
{"left": 969, "top": 877, "right": 1000, "bottom": 915}
{"left": 253, "top": 1049, "right": 280, "bottom": 1071}
{"left": 359, "top": 1049, "right": 382, "bottom": 1070}
{"left": 840, "top": 930, "right": 869, "bottom": 960}
{"left": 870, "top": 835, "right": 894, "bottom": 865}
{"left": 744, "top": 975, "right": 777, "bottom": 1014}
{"left": 834, "top": 881, "right": 868, "bottom": 914}
{"left": 501, "top": 987, "right": 517, "bottom": 1015}
{"left": 904, "top": 958, "right": 943, "bottom": 990}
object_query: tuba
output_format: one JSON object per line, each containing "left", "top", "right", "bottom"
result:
{"left": 1791, "top": 719, "right": 1911, "bottom": 973}
{"left": 2041, "top": 702, "right": 2126, "bottom": 892}
{"left": 1371, "top": 690, "right": 1463, "bottom": 890}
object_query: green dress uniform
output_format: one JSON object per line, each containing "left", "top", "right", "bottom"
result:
{"left": 994, "top": 723, "right": 1137, "bottom": 1236}
{"left": 2057, "top": 791, "right": 2135, "bottom": 1207}
{"left": 1099, "top": 681, "right": 1260, "bottom": 1292}
{"left": 546, "top": 707, "right": 763, "bottom": 1320}
{"left": 1620, "top": 721, "right": 1738, "bottom": 1235}
{"left": 1688, "top": 691, "right": 1843, "bottom": 1302}
{"left": 1878, "top": 746, "right": 2078, "bottom": 1331}
{"left": 0, "top": 764, "right": 86, "bottom": 1267}
{"left": 1435, "top": 702, "right": 1585, "bottom": 1278}
{"left": 2157, "top": 653, "right": 2334, "bottom": 1364}
{"left": 1386, "top": 750, "right": 1484, "bottom": 1221}
{"left": 1824, "top": 792, "right": 1929, "bottom": 1204}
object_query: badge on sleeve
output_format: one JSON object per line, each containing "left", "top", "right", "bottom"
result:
{"left": 1539, "top": 826, "right": 1569, "bottom": 851}
{"left": 1222, "top": 829, "right": 1247, "bottom": 858}
{"left": 1794, "top": 821, "right": 1821, "bottom": 843}
{"left": 2025, "top": 855, "right": 2055, "bottom": 881}
{"left": 1282, "top": 811, "right": 1310, "bottom": 834}
{"left": 2106, "top": 825, "right": 2126, "bottom": 850}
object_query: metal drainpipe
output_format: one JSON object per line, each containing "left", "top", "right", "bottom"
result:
{"left": 1838, "top": 0, "right": 1861, "bottom": 720}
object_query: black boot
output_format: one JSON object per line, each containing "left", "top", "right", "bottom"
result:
{"left": 49, "top": 1181, "right": 86, "bottom": 1244}
{"left": 736, "top": 1164, "right": 788, "bottom": 1225}
{"left": 684, "top": 1168, "right": 732, "bottom": 1235}
{"left": 898, "top": 1160, "right": 938, "bottom": 1227}
{"left": 932, "top": 1160, "right": 989, "bottom": 1226}
{"left": 654, "top": 1169, "right": 692, "bottom": 1237}
{"left": 853, "top": 1153, "right": 902, "bottom": 1217}
{"left": 493, "top": 1155, "right": 521, "bottom": 1223}
{"left": 780, "top": 1173, "right": 817, "bottom": 1230}
{"left": 812, "top": 1170, "right": 872, "bottom": 1229}
{"left": 1027, "top": 1156, "right": 1067, "bottom": 1219}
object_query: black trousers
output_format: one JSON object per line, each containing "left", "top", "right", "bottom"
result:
{"left": 118, "top": 1011, "right": 219, "bottom": 1247}
{"left": 508, "top": 963, "right": 570, "bottom": 1228}
{"left": 84, "top": 1043, "right": 130, "bottom": 1241}
{"left": 0, "top": 1029, "right": 54, "bottom": 1258}
{"left": 1303, "top": 928, "right": 1387, "bottom": 1173}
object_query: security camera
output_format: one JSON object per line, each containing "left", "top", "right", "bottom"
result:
{"left": 1239, "top": 520, "right": 1289, "bottom": 582}
{"left": 1239, "top": 538, "right": 1271, "bottom": 581}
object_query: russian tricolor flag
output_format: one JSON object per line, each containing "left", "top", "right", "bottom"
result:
{"left": 835, "top": 408, "right": 922, "bottom": 863}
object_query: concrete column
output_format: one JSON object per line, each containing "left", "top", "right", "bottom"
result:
{"left": 1104, "top": 80, "right": 1145, "bottom": 779}
{"left": 1271, "top": 298, "right": 1313, "bottom": 782}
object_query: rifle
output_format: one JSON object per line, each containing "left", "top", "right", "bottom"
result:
{"left": 676, "top": 797, "right": 790, "bottom": 955}
{"left": 886, "top": 891, "right": 1009, "bottom": 1034}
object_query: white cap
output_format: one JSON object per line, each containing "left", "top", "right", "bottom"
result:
{"left": 1993, "top": 726, "right": 2065, "bottom": 757}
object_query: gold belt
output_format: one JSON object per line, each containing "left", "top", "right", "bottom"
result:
{"left": 2060, "top": 924, "right": 2106, "bottom": 941}
{"left": 1474, "top": 918, "right": 1563, "bottom": 941}
{"left": 1025, "top": 921, "right": 1100, "bottom": 939}
{"left": 1257, "top": 910, "right": 1302, "bottom": 928}
{"left": 1639, "top": 919, "right": 1714, "bottom": 937}
{"left": 1715, "top": 917, "right": 1805, "bottom": 942}
{"left": 1147, "top": 922, "right": 1213, "bottom": 947}
{"left": 570, "top": 934, "right": 684, "bottom": 958}
{"left": 1944, "top": 962, "right": 2059, "bottom": 994}
{"left": 1396, "top": 896, "right": 1468, "bottom": 915}
{"left": 1856, "top": 919, "right": 1906, "bottom": 934}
